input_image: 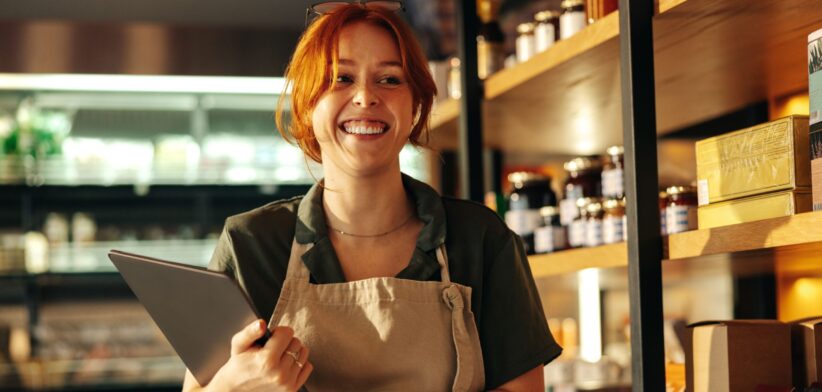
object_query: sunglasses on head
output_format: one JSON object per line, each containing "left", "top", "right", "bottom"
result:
{"left": 305, "top": 0, "right": 405, "bottom": 27}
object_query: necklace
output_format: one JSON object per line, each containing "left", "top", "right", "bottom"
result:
{"left": 328, "top": 213, "right": 414, "bottom": 238}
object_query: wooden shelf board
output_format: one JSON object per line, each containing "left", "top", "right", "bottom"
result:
{"left": 429, "top": 0, "right": 822, "bottom": 154}
{"left": 428, "top": 98, "right": 459, "bottom": 150}
{"left": 529, "top": 242, "right": 627, "bottom": 278}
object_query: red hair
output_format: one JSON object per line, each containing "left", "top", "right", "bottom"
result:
{"left": 275, "top": 4, "right": 437, "bottom": 163}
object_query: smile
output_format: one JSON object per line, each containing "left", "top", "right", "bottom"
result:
{"left": 340, "top": 120, "right": 389, "bottom": 135}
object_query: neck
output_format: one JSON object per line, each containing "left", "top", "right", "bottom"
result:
{"left": 322, "top": 166, "right": 412, "bottom": 237}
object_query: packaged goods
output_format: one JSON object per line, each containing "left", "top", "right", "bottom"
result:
{"left": 601, "top": 145, "right": 624, "bottom": 199}
{"left": 695, "top": 115, "right": 810, "bottom": 205}
{"left": 534, "top": 206, "right": 566, "bottom": 253}
{"left": 477, "top": 0, "right": 505, "bottom": 79}
{"left": 583, "top": 200, "right": 603, "bottom": 247}
{"left": 790, "top": 317, "right": 822, "bottom": 388}
{"left": 685, "top": 320, "right": 792, "bottom": 392}
{"left": 697, "top": 190, "right": 812, "bottom": 229}
{"left": 559, "top": 0, "right": 586, "bottom": 40}
{"left": 585, "top": 0, "right": 618, "bottom": 23}
{"left": 602, "top": 198, "right": 625, "bottom": 244}
{"left": 534, "top": 10, "right": 559, "bottom": 52}
{"left": 515, "top": 23, "right": 536, "bottom": 63}
{"left": 810, "top": 28, "right": 822, "bottom": 210}
{"left": 505, "top": 172, "right": 556, "bottom": 254}
{"left": 665, "top": 186, "right": 697, "bottom": 234}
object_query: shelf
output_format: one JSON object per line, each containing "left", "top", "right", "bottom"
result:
{"left": 529, "top": 210, "right": 822, "bottom": 278}
{"left": 429, "top": 0, "right": 822, "bottom": 154}
{"left": 428, "top": 98, "right": 459, "bottom": 150}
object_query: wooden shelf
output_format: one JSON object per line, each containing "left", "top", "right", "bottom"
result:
{"left": 428, "top": 98, "right": 459, "bottom": 150}
{"left": 529, "top": 211, "right": 822, "bottom": 278}
{"left": 430, "top": 0, "right": 822, "bottom": 154}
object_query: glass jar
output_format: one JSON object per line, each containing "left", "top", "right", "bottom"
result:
{"left": 534, "top": 206, "right": 567, "bottom": 253}
{"left": 601, "top": 145, "right": 624, "bottom": 199}
{"left": 448, "top": 57, "right": 462, "bottom": 100}
{"left": 665, "top": 186, "right": 698, "bottom": 234}
{"left": 602, "top": 198, "right": 625, "bottom": 244}
{"left": 583, "top": 200, "right": 604, "bottom": 247}
{"left": 560, "top": 0, "right": 586, "bottom": 40}
{"left": 516, "top": 22, "right": 536, "bottom": 63}
{"left": 567, "top": 197, "right": 591, "bottom": 248}
{"left": 560, "top": 157, "right": 602, "bottom": 227}
{"left": 534, "top": 10, "right": 560, "bottom": 53}
{"left": 659, "top": 190, "right": 668, "bottom": 235}
{"left": 505, "top": 172, "right": 557, "bottom": 254}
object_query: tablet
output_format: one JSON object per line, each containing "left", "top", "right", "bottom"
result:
{"left": 108, "top": 249, "right": 270, "bottom": 386}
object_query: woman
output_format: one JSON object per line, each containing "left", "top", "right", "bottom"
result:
{"left": 183, "top": 3, "right": 561, "bottom": 391}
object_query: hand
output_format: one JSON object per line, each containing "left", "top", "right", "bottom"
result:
{"left": 206, "top": 320, "right": 313, "bottom": 392}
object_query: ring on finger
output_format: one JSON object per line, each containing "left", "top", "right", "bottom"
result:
{"left": 285, "top": 350, "right": 303, "bottom": 368}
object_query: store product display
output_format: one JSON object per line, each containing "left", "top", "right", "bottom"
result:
{"left": 664, "top": 186, "right": 698, "bottom": 234}
{"left": 790, "top": 317, "right": 822, "bottom": 388}
{"left": 476, "top": 0, "right": 505, "bottom": 79}
{"left": 697, "top": 189, "right": 812, "bottom": 229}
{"left": 602, "top": 198, "right": 625, "bottom": 244}
{"left": 515, "top": 22, "right": 536, "bottom": 63}
{"left": 533, "top": 206, "right": 566, "bottom": 254}
{"left": 533, "top": 10, "right": 559, "bottom": 53}
{"left": 686, "top": 320, "right": 793, "bottom": 392}
{"left": 585, "top": 0, "right": 618, "bottom": 23}
{"left": 504, "top": 172, "right": 556, "bottom": 254}
{"left": 559, "top": 0, "right": 586, "bottom": 40}
{"left": 810, "top": 28, "right": 822, "bottom": 211}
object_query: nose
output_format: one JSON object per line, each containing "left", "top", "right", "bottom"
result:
{"left": 352, "top": 82, "right": 378, "bottom": 107}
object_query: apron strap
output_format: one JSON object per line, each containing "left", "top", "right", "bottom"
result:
{"left": 435, "top": 245, "right": 452, "bottom": 284}
{"left": 286, "top": 239, "right": 314, "bottom": 282}
{"left": 442, "top": 285, "right": 478, "bottom": 392}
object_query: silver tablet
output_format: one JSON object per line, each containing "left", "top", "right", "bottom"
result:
{"left": 108, "top": 249, "right": 270, "bottom": 386}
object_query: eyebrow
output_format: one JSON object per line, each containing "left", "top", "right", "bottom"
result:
{"left": 338, "top": 59, "right": 403, "bottom": 68}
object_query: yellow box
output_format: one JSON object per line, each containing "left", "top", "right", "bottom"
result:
{"left": 697, "top": 190, "right": 812, "bottom": 229}
{"left": 695, "top": 115, "right": 810, "bottom": 205}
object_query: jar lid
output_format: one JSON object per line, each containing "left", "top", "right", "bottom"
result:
{"left": 575, "top": 197, "right": 596, "bottom": 208}
{"left": 539, "top": 206, "right": 559, "bottom": 217}
{"left": 666, "top": 185, "right": 696, "bottom": 195}
{"left": 534, "top": 10, "right": 561, "bottom": 22}
{"left": 586, "top": 201, "right": 603, "bottom": 213}
{"left": 561, "top": 0, "right": 584, "bottom": 9}
{"left": 563, "top": 157, "right": 601, "bottom": 172}
{"left": 606, "top": 145, "right": 624, "bottom": 157}
{"left": 603, "top": 198, "right": 624, "bottom": 210}
{"left": 517, "top": 22, "right": 535, "bottom": 34}
{"left": 508, "top": 171, "right": 550, "bottom": 188}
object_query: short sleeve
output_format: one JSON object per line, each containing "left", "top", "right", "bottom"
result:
{"left": 208, "top": 227, "right": 237, "bottom": 278}
{"left": 480, "top": 231, "right": 563, "bottom": 388}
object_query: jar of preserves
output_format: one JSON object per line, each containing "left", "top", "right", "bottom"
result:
{"left": 567, "top": 197, "right": 591, "bottom": 248}
{"left": 534, "top": 206, "right": 567, "bottom": 253}
{"left": 665, "top": 186, "right": 698, "bottom": 234}
{"left": 560, "top": 0, "right": 586, "bottom": 40}
{"left": 601, "top": 145, "right": 624, "bottom": 199}
{"left": 534, "top": 10, "right": 560, "bottom": 52}
{"left": 505, "top": 172, "right": 557, "bottom": 254}
{"left": 659, "top": 190, "right": 668, "bottom": 236}
{"left": 516, "top": 22, "right": 536, "bottom": 63}
{"left": 559, "top": 157, "right": 602, "bottom": 226}
{"left": 583, "top": 200, "right": 604, "bottom": 247}
{"left": 602, "top": 198, "right": 625, "bottom": 244}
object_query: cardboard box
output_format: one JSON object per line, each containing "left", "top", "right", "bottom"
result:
{"left": 791, "top": 317, "right": 822, "bottom": 388}
{"left": 810, "top": 28, "right": 822, "bottom": 210}
{"left": 695, "top": 116, "right": 810, "bottom": 206}
{"left": 685, "top": 320, "right": 792, "bottom": 392}
{"left": 697, "top": 190, "right": 812, "bottom": 229}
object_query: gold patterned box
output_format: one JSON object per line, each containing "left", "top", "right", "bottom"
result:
{"left": 695, "top": 115, "right": 810, "bottom": 206}
{"left": 697, "top": 190, "right": 811, "bottom": 229}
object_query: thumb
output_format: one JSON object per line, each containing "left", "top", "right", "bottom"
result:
{"left": 230, "top": 319, "right": 267, "bottom": 356}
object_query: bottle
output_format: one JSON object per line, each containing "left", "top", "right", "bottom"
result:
{"left": 515, "top": 22, "right": 536, "bottom": 63}
{"left": 505, "top": 172, "right": 557, "bottom": 254}
{"left": 534, "top": 10, "right": 560, "bottom": 52}
{"left": 560, "top": 0, "right": 587, "bottom": 40}
{"left": 477, "top": 0, "right": 505, "bottom": 80}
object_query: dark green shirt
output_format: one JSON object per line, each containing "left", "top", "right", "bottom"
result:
{"left": 208, "top": 174, "right": 562, "bottom": 388}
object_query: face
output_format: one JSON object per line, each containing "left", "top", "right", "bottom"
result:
{"left": 311, "top": 21, "right": 415, "bottom": 178}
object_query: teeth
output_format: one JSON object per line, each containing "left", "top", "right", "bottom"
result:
{"left": 342, "top": 120, "right": 387, "bottom": 135}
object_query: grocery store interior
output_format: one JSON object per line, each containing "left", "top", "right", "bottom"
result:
{"left": 1, "top": 0, "right": 822, "bottom": 391}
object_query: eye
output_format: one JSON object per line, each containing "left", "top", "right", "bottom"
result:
{"left": 378, "top": 76, "right": 402, "bottom": 86}
{"left": 335, "top": 74, "right": 354, "bottom": 84}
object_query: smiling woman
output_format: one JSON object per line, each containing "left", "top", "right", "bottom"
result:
{"left": 182, "top": 3, "right": 562, "bottom": 392}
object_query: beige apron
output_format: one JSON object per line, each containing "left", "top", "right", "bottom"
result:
{"left": 269, "top": 239, "right": 485, "bottom": 391}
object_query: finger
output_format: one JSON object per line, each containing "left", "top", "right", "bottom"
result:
{"left": 262, "top": 326, "right": 295, "bottom": 363}
{"left": 295, "top": 361, "right": 314, "bottom": 389}
{"left": 280, "top": 338, "right": 304, "bottom": 384}
{"left": 230, "top": 319, "right": 267, "bottom": 356}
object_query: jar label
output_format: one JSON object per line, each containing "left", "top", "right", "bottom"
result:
{"left": 568, "top": 219, "right": 586, "bottom": 247}
{"left": 602, "top": 168, "right": 624, "bottom": 198}
{"left": 559, "top": 198, "right": 580, "bottom": 225}
{"left": 622, "top": 215, "right": 628, "bottom": 241}
{"left": 559, "top": 12, "right": 586, "bottom": 40}
{"left": 505, "top": 209, "right": 541, "bottom": 236}
{"left": 585, "top": 219, "right": 603, "bottom": 247}
{"left": 603, "top": 215, "right": 624, "bottom": 244}
{"left": 665, "top": 205, "right": 697, "bottom": 234}
{"left": 516, "top": 35, "right": 535, "bottom": 63}
{"left": 535, "top": 226, "right": 566, "bottom": 253}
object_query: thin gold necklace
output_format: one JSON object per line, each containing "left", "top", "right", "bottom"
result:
{"left": 328, "top": 214, "right": 414, "bottom": 238}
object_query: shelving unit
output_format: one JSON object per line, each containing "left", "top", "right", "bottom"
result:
{"left": 528, "top": 210, "right": 822, "bottom": 278}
